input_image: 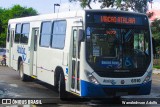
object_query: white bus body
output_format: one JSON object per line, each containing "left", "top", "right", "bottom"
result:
{"left": 6, "top": 10, "right": 153, "bottom": 98}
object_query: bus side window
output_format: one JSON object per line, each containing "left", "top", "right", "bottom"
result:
{"left": 15, "top": 24, "right": 21, "bottom": 43}
{"left": 40, "top": 21, "right": 52, "bottom": 47}
{"left": 11, "top": 31, "right": 14, "bottom": 47}
{"left": 51, "top": 20, "right": 66, "bottom": 49}
{"left": 21, "top": 23, "right": 30, "bottom": 44}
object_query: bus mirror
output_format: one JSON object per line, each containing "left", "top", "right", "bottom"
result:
{"left": 78, "top": 29, "right": 84, "bottom": 42}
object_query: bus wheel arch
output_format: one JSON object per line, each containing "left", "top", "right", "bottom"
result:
{"left": 54, "top": 66, "right": 67, "bottom": 100}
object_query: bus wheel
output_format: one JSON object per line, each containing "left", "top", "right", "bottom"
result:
{"left": 19, "top": 61, "right": 28, "bottom": 81}
{"left": 58, "top": 73, "right": 67, "bottom": 100}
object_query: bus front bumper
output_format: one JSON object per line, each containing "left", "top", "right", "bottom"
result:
{"left": 80, "top": 80, "right": 151, "bottom": 98}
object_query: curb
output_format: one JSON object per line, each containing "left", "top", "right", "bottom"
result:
{"left": 153, "top": 69, "right": 160, "bottom": 74}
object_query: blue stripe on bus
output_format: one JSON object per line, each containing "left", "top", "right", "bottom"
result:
{"left": 81, "top": 80, "right": 151, "bottom": 97}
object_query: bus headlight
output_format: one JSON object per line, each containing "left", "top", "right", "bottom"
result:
{"left": 85, "top": 71, "right": 99, "bottom": 85}
{"left": 143, "top": 70, "right": 152, "bottom": 84}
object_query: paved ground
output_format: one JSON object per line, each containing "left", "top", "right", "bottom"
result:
{"left": 0, "top": 66, "right": 160, "bottom": 106}
{"left": 0, "top": 66, "right": 59, "bottom": 99}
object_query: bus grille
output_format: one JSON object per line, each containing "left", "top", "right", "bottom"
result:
{"left": 96, "top": 71, "right": 145, "bottom": 78}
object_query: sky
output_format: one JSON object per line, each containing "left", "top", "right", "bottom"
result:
{"left": 0, "top": 0, "right": 160, "bottom": 14}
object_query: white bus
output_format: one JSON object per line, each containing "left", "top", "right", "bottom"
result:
{"left": 6, "top": 10, "right": 153, "bottom": 99}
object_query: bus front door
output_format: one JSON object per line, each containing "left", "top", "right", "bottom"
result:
{"left": 70, "top": 27, "right": 82, "bottom": 95}
{"left": 30, "top": 28, "right": 39, "bottom": 77}
{"left": 8, "top": 29, "right": 14, "bottom": 67}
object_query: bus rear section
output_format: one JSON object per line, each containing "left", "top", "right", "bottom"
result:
{"left": 78, "top": 10, "right": 152, "bottom": 98}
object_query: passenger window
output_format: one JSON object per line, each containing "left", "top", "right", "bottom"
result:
{"left": 40, "top": 21, "right": 52, "bottom": 47}
{"left": 15, "top": 24, "right": 21, "bottom": 43}
{"left": 51, "top": 21, "right": 66, "bottom": 49}
{"left": 21, "top": 23, "right": 30, "bottom": 44}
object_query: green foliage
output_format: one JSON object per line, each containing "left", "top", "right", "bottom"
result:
{"left": 80, "top": 0, "right": 90, "bottom": 9}
{"left": 116, "top": 0, "right": 147, "bottom": 13}
{"left": 70, "top": 0, "right": 92, "bottom": 9}
{"left": 151, "top": 19, "right": 160, "bottom": 51}
{"left": 153, "top": 65, "right": 160, "bottom": 69}
{"left": 10, "top": 5, "right": 37, "bottom": 18}
{"left": 0, "top": 5, "right": 38, "bottom": 47}
{"left": 69, "top": 0, "right": 148, "bottom": 13}
{"left": 0, "top": 33, "right": 6, "bottom": 47}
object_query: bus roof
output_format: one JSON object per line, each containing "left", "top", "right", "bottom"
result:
{"left": 8, "top": 9, "right": 146, "bottom": 23}
{"left": 8, "top": 10, "right": 85, "bottom": 23}
{"left": 85, "top": 9, "right": 146, "bottom": 16}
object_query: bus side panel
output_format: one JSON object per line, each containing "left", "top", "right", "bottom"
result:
{"left": 6, "top": 23, "right": 16, "bottom": 68}
{"left": 36, "top": 48, "right": 64, "bottom": 86}
{"left": 36, "top": 19, "right": 71, "bottom": 86}
{"left": 21, "top": 45, "right": 30, "bottom": 75}
{"left": 11, "top": 23, "right": 18, "bottom": 71}
{"left": 12, "top": 43, "right": 19, "bottom": 70}
{"left": 22, "top": 22, "right": 40, "bottom": 76}
{"left": 61, "top": 19, "right": 73, "bottom": 92}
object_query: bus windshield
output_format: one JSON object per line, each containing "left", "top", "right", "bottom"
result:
{"left": 85, "top": 12, "right": 151, "bottom": 77}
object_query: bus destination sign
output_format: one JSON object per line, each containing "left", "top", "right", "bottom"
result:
{"left": 93, "top": 15, "right": 144, "bottom": 25}
{"left": 101, "top": 16, "right": 136, "bottom": 24}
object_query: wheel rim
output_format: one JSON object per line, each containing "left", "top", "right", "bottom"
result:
{"left": 19, "top": 63, "right": 23, "bottom": 78}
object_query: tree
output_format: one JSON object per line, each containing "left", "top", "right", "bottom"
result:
{"left": 147, "top": 11, "right": 154, "bottom": 18}
{"left": 0, "top": 5, "right": 38, "bottom": 47}
{"left": 151, "top": 19, "right": 160, "bottom": 51}
{"left": 69, "top": 0, "right": 148, "bottom": 13}
{"left": 10, "top": 5, "right": 37, "bottom": 18}
{"left": 69, "top": 0, "right": 93, "bottom": 9}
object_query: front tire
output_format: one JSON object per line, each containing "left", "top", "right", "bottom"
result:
{"left": 58, "top": 73, "right": 67, "bottom": 100}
